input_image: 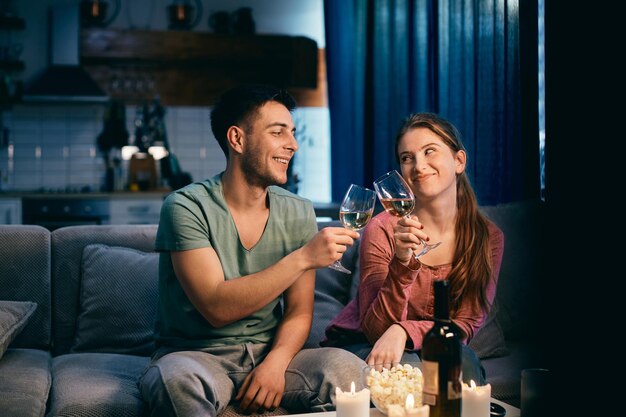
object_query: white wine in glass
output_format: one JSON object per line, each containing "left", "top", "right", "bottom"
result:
{"left": 339, "top": 211, "right": 372, "bottom": 231}
{"left": 373, "top": 170, "right": 442, "bottom": 258}
{"left": 328, "top": 184, "right": 377, "bottom": 274}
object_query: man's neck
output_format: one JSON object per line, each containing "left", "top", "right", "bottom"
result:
{"left": 221, "top": 168, "right": 269, "bottom": 213}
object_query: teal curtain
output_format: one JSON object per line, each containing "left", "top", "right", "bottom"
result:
{"left": 324, "top": 0, "right": 539, "bottom": 205}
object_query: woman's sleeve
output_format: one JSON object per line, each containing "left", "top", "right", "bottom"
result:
{"left": 358, "top": 215, "right": 423, "bottom": 345}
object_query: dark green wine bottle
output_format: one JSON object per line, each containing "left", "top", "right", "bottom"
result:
{"left": 421, "top": 280, "right": 462, "bottom": 417}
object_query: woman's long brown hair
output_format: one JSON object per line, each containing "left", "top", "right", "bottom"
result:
{"left": 395, "top": 113, "right": 493, "bottom": 316}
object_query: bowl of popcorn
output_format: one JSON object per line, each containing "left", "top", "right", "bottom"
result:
{"left": 363, "top": 363, "right": 424, "bottom": 415}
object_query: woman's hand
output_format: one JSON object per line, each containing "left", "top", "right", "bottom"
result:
{"left": 393, "top": 216, "right": 429, "bottom": 263}
{"left": 365, "top": 324, "right": 408, "bottom": 369}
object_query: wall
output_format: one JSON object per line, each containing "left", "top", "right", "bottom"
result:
{"left": 0, "top": 0, "right": 331, "bottom": 202}
{"left": 0, "top": 104, "right": 330, "bottom": 202}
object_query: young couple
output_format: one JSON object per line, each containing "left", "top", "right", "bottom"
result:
{"left": 139, "top": 84, "right": 503, "bottom": 417}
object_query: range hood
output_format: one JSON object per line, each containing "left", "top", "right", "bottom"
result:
{"left": 22, "top": 5, "right": 109, "bottom": 103}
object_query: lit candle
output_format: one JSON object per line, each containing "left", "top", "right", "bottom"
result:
{"left": 404, "top": 393, "right": 429, "bottom": 417}
{"left": 461, "top": 380, "right": 491, "bottom": 417}
{"left": 335, "top": 381, "right": 371, "bottom": 417}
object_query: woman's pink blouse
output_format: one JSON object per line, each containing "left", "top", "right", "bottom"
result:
{"left": 322, "top": 210, "right": 504, "bottom": 350}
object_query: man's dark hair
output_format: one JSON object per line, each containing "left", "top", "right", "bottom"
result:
{"left": 210, "top": 84, "right": 296, "bottom": 157}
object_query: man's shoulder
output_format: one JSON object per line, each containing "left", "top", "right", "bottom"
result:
{"left": 268, "top": 186, "right": 313, "bottom": 207}
{"left": 164, "top": 177, "right": 219, "bottom": 204}
{"left": 267, "top": 187, "right": 316, "bottom": 236}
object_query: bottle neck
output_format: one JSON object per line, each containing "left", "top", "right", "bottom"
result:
{"left": 434, "top": 280, "right": 451, "bottom": 321}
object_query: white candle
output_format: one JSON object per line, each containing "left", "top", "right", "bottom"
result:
{"left": 461, "top": 380, "right": 491, "bottom": 417}
{"left": 335, "top": 381, "right": 371, "bottom": 417}
{"left": 387, "top": 404, "right": 405, "bottom": 417}
{"left": 404, "top": 393, "right": 429, "bottom": 417}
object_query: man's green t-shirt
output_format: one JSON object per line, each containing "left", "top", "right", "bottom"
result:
{"left": 154, "top": 173, "right": 318, "bottom": 348}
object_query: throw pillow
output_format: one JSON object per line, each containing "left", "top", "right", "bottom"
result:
{"left": 305, "top": 237, "right": 360, "bottom": 348}
{"left": 468, "top": 304, "right": 510, "bottom": 359}
{"left": 71, "top": 244, "right": 159, "bottom": 356}
{"left": 0, "top": 300, "right": 37, "bottom": 360}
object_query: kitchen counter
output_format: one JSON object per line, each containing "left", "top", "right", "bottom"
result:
{"left": 0, "top": 191, "right": 171, "bottom": 199}
{"left": 1, "top": 192, "right": 170, "bottom": 227}
{"left": 1, "top": 192, "right": 342, "bottom": 225}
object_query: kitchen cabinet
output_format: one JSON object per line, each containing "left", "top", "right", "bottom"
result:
{"left": 21, "top": 196, "right": 110, "bottom": 230}
{"left": 0, "top": 14, "right": 25, "bottom": 106}
{"left": 0, "top": 197, "right": 21, "bottom": 224}
{"left": 4, "top": 194, "right": 338, "bottom": 226}
{"left": 6, "top": 193, "right": 166, "bottom": 227}
{"left": 109, "top": 196, "right": 164, "bottom": 225}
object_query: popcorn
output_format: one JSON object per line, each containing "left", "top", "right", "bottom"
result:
{"left": 365, "top": 363, "right": 424, "bottom": 414}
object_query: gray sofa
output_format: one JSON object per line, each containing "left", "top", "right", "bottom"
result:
{"left": 0, "top": 199, "right": 546, "bottom": 417}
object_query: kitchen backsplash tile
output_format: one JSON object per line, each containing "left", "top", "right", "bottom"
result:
{"left": 1, "top": 104, "right": 331, "bottom": 202}
{"left": 41, "top": 174, "right": 68, "bottom": 188}
{"left": 42, "top": 133, "right": 67, "bottom": 144}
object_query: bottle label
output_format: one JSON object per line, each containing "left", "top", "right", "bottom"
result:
{"left": 422, "top": 360, "right": 462, "bottom": 403}
{"left": 421, "top": 360, "right": 439, "bottom": 405}
{"left": 447, "top": 380, "right": 462, "bottom": 400}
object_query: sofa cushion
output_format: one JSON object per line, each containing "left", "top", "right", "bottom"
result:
{"left": 0, "top": 348, "right": 52, "bottom": 417}
{"left": 468, "top": 302, "right": 509, "bottom": 359}
{"left": 0, "top": 225, "right": 52, "bottom": 350}
{"left": 71, "top": 244, "right": 159, "bottom": 356}
{"left": 480, "top": 340, "right": 544, "bottom": 408}
{"left": 51, "top": 224, "right": 158, "bottom": 356}
{"left": 480, "top": 200, "right": 545, "bottom": 342}
{"left": 49, "top": 353, "right": 149, "bottom": 417}
{"left": 305, "top": 221, "right": 361, "bottom": 348}
{"left": 0, "top": 300, "right": 37, "bottom": 360}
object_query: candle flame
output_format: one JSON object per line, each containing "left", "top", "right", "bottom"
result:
{"left": 469, "top": 379, "right": 476, "bottom": 390}
{"left": 92, "top": 0, "right": 100, "bottom": 17}
{"left": 350, "top": 381, "right": 355, "bottom": 395}
{"left": 405, "top": 393, "right": 414, "bottom": 409}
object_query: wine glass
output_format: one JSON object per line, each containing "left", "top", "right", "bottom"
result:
{"left": 328, "top": 184, "right": 377, "bottom": 274}
{"left": 373, "top": 170, "right": 442, "bottom": 258}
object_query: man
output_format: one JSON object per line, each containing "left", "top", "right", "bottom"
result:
{"left": 139, "top": 84, "right": 366, "bottom": 417}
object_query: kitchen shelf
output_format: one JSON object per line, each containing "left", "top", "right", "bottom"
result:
{"left": 80, "top": 28, "right": 324, "bottom": 107}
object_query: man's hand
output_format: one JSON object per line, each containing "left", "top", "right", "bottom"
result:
{"left": 235, "top": 360, "right": 286, "bottom": 413}
{"left": 301, "top": 227, "right": 359, "bottom": 269}
{"left": 365, "top": 324, "right": 408, "bottom": 369}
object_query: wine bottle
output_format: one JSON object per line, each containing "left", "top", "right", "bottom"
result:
{"left": 421, "top": 280, "right": 462, "bottom": 417}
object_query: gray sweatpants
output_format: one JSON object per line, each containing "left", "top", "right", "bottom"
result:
{"left": 138, "top": 343, "right": 367, "bottom": 417}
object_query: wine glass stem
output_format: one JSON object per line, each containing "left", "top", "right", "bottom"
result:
{"left": 403, "top": 215, "right": 431, "bottom": 258}
{"left": 414, "top": 245, "right": 426, "bottom": 259}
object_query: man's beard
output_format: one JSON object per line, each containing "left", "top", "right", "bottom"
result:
{"left": 240, "top": 151, "right": 287, "bottom": 188}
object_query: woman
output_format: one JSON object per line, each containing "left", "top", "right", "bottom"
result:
{"left": 321, "top": 112, "right": 504, "bottom": 384}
